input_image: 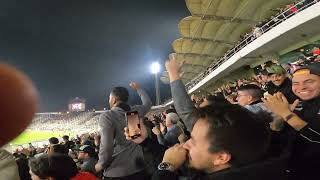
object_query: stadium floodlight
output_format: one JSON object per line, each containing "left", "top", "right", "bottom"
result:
{"left": 150, "top": 62, "right": 160, "bottom": 74}
{"left": 150, "top": 62, "right": 161, "bottom": 105}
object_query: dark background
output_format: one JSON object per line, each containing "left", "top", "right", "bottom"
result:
{"left": 0, "top": 0, "right": 189, "bottom": 112}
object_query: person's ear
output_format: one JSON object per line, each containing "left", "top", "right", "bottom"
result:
{"left": 212, "top": 151, "right": 231, "bottom": 166}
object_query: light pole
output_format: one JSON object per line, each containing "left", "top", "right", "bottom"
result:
{"left": 151, "top": 62, "right": 161, "bottom": 105}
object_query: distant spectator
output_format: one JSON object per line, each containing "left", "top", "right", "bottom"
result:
{"left": 266, "top": 64, "right": 298, "bottom": 103}
{"left": 152, "top": 112, "right": 184, "bottom": 147}
{"left": 48, "top": 137, "right": 59, "bottom": 145}
{"left": 77, "top": 145, "right": 98, "bottom": 176}
{"left": 48, "top": 144, "right": 69, "bottom": 155}
{"left": 62, "top": 135, "right": 75, "bottom": 150}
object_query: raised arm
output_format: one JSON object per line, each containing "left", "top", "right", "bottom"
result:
{"left": 130, "top": 82, "right": 152, "bottom": 117}
{"left": 166, "top": 58, "right": 197, "bottom": 131}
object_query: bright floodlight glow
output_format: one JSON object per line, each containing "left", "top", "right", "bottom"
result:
{"left": 151, "top": 62, "right": 160, "bottom": 74}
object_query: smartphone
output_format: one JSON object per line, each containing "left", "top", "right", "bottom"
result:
{"left": 125, "top": 111, "right": 141, "bottom": 138}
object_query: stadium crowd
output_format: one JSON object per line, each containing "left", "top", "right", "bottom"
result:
{"left": 1, "top": 56, "right": 319, "bottom": 180}
{"left": 0, "top": 1, "right": 320, "bottom": 180}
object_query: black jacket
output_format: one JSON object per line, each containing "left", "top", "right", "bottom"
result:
{"left": 286, "top": 96, "right": 320, "bottom": 180}
{"left": 152, "top": 156, "right": 289, "bottom": 180}
{"left": 266, "top": 78, "right": 298, "bottom": 103}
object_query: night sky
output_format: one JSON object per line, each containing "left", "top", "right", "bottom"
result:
{"left": 0, "top": 0, "right": 189, "bottom": 112}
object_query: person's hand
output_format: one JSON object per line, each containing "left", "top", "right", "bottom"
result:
{"left": 124, "top": 119, "right": 148, "bottom": 144}
{"left": 191, "top": 94, "right": 196, "bottom": 102}
{"left": 95, "top": 163, "right": 103, "bottom": 172}
{"left": 165, "top": 56, "right": 184, "bottom": 82}
{"left": 129, "top": 82, "right": 141, "bottom": 90}
{"left": 262, "top": 92, "right": 292, "bottom": 118}
{"left": 152, "top": 126, "right": 161, "bottom": 135}
{"left": 159, "top": 123, "right": 166, "bottom": 134}
{"left": 162, "top": 144, "right": 187, "bottom": 170}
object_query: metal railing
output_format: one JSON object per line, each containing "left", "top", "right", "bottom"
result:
{"left": 184, "top": 0, "right": 319, "bottom": 91}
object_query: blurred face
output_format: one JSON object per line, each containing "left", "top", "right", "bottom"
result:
{"left": 165, "top": 116, "right": 173, "bottom": 127}
{"left": 199, "top": 98, "right": 210, "bottom": 107}
{"left": 78, "top": 151, "right": 87, "bottom": 160}
{"left": 292, "top": 73, "right": 320, "bottom": 100}
{"left": 269, "top": 73, "right": 286, "bottom": 86}
{"left": 109, "top": 94, "right": 116, "bottom": 108}
{"left": 236, "top": 91, "right": 252, "bottom": 106}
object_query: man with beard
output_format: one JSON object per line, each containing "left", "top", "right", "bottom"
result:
{"left": 95, "top": 82, "right": 152, "bottom": 180}
{"left": 263, "top": 62, "right": 320, "bottom": 180}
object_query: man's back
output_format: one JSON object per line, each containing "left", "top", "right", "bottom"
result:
{"left": 97, "top": 86, "right": 152, "bottom": 178}
{"left": 99, "top": 108, "right": 145, "bottom": 177}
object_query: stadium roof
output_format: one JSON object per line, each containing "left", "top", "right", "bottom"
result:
{"left": 171, "top": 0, "right": 295, "bottom": 86}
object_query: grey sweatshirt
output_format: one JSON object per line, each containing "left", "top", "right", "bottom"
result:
{"left": 170, "top": 80, "right": 197, "bottom": 132}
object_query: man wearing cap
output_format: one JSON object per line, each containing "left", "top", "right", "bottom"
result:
{"left": 152, "top": 112, "right": 184, "bottom": 147}
{"left": 78, "top": 145, "right": 98, "bottom": 176}
{"left": 263, "top": 62, "right": 320, "bottom": 180}
{"left": 266, "top": 64, "right": 298, "bottom": 103}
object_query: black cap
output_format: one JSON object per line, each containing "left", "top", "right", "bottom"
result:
{"left": 78, "top": 145, "right": 95, "bottom": 155}
{"left": 293, "top": 62, "right": 320, "bottom": 76}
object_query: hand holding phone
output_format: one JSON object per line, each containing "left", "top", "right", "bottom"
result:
{"left": 125, "top": 111, "right": 141, "bottom": 139}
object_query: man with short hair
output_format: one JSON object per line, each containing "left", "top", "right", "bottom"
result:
{"left": 62, "top": 135, "right": 75, "bottom": 150}
{"left": 152, "top": 112, "right": 183, "bottom": 147}
{"left": 95, "top": 82, "right": 152, "bottom": 179}
{"left": 48, "top": 137, "right": 59, "bottom": 145}
{"left": 151, "top": 104, "right": 274, "bottom": 180}
{"left": 237, "top": 84, "right": 264, "bottom": 109}
{"left": 263, "top": 62, "right": 320, "bottom": 180}
{"left": 266, "top": 64, "right": 298, "bottom": 103}
{"left": 77, "top": 145, "right": 98, "bottom": 175}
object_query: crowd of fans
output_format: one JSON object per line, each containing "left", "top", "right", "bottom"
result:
{"left": 184, "top": 0, "right": 319, "bottom": 91}
{"left": 27, "top": 112, "right": 100, "bottom": 133}
{"left": 1, "top": 56, "right": 319, "bottom": 180}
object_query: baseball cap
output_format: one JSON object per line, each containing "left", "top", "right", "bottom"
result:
{"left": 266, "top": 65, "right": 286, "bottom": 75}
{"left": 78, "top": 145, "right": 95, "bottom": 155}
{"left": 293, "top": 62, "right": 320, "bottom": 77}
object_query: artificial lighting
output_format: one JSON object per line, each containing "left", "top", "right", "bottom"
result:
{"left": 150, "top": 62, "right": 160, "bottom": 74}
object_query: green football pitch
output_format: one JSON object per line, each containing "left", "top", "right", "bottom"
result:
{"left": 10, "top": 130, "right": 74, "bottom": 145}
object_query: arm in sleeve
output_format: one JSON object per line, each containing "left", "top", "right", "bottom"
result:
{"left": 133, "top": 88, "right": 152, "bottom": 117}
{"left": 299, "top": 125, "right": 320, "bottom": 144}
{"left": 171, "top": 80, "right": 197, "bottom": 131}
{"left": 152, "top": 170, "right": 178, "bottom": 180}
{"left": 97, "top": 113, "right": 115, "bottom": 168}
{"left": 156, "top": 133, "right": 167, "bottom": 146}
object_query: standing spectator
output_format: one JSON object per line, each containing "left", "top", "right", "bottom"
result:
{"left": 95, "top": 82, "right": 152, "bottom": 179}
{"left": 62, "top": 135, "right": 75, "bottom": 150}
{"left": 48, "top": 137, "right": 59, "bottom": 145}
